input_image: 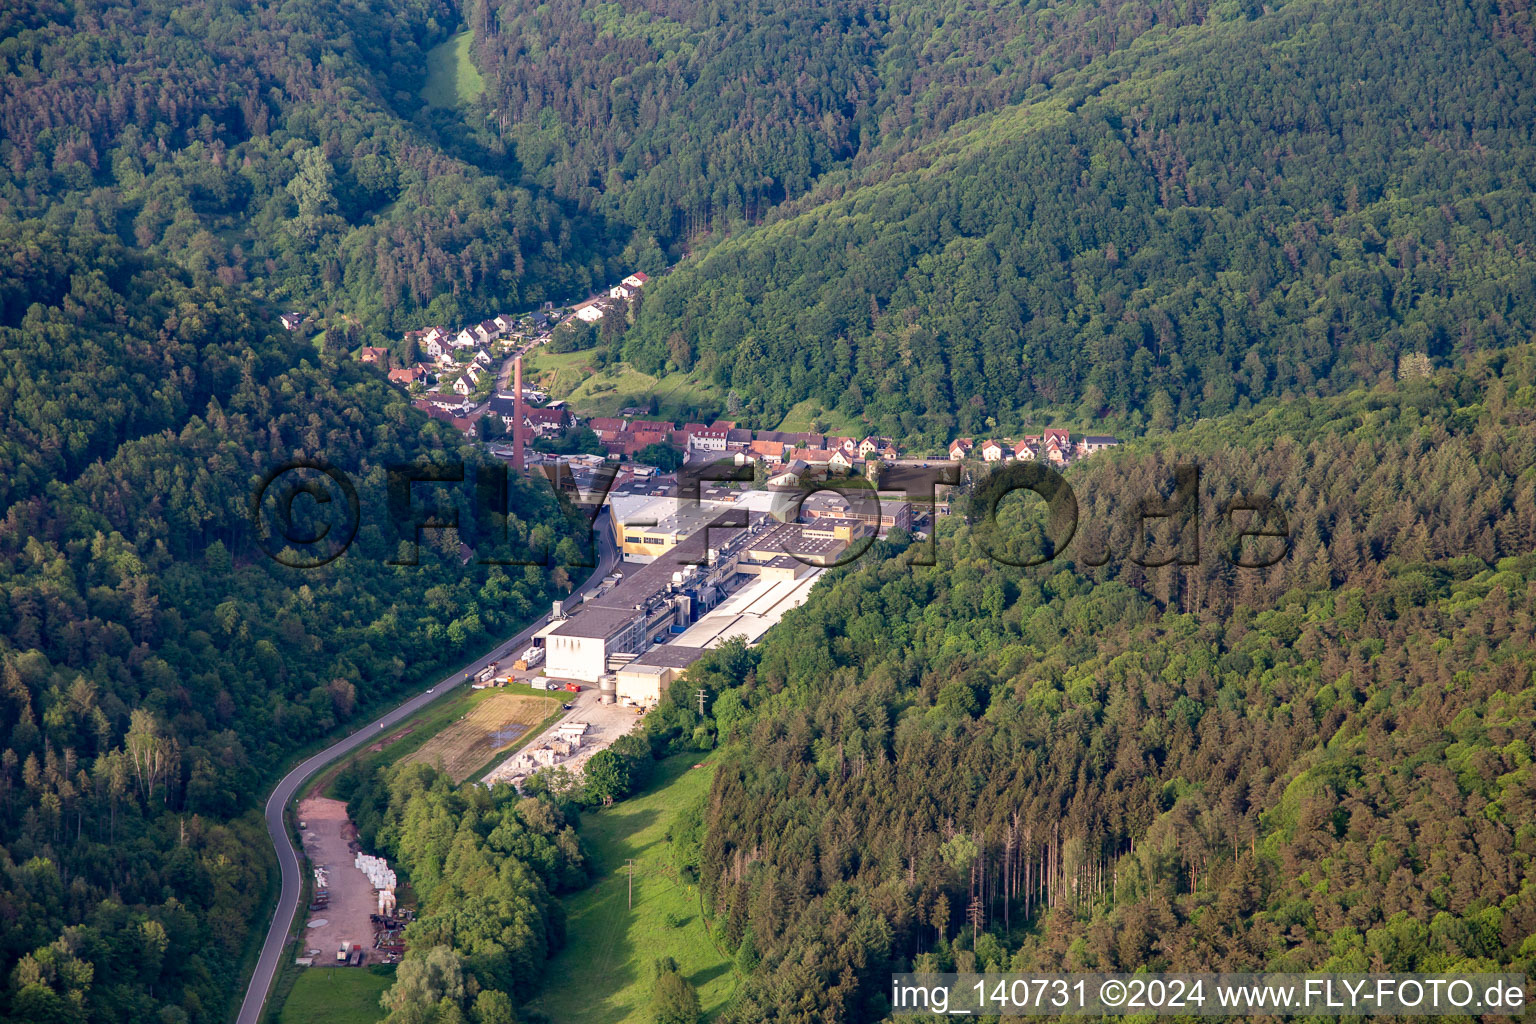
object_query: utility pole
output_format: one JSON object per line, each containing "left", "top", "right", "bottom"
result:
{"left": 627, "top": 858, "right": 634, "bottom": 909}
{"left": 696, "top": 689, "right": 707, "bottom": 717}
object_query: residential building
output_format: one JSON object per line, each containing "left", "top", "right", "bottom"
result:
{"left": 689, "top": 428, "right": 730, "bottom": 452}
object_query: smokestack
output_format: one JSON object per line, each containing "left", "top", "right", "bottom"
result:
{"left": 512, "top": 355, "right": 525, "bottom": 473}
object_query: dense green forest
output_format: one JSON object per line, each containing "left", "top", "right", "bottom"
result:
{"left": 341, "top": 762, "right": 588, "bottom": 1024}
{"left": 632, "top": 348, "right": 1536, "bottom": 1021}
{"left": 0, "top": 0, "right": 632, "bottom": 344}
{"left": 614, "top": 0, "right": 1536, "bottom": 437}
{"left": 7, "top": 0, "right": 1536, "bottom": 1021}
{"left": 0, "top": 226, "right": 583, "bottom": 1023}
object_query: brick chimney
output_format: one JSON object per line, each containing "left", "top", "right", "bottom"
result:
{"left": 512, "top": 355, "right": 525, "bottom": 473}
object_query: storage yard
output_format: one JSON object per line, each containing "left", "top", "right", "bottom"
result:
{"left": 404, "top": 691, "right": 559, "bottom": 782}
{"left": 295, "top": 797, "right": 389, "bottom": 969}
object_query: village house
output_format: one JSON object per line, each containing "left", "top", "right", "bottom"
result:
{"left": 799, "top": 449, "right": 855, "bottom": 472}
{"left": 588, "top": 417, "right": 628, "bottom": 438}
{"left": 1078, "top": 435, "right": 1120, "bottom": 455}
{"left": 1013, "top": 439, "right": 1037, "bottom": 461}
{"left": 486, "top": 394, "right": 519, "bottom": 431}
{"left": 388, "top": 365, "right": 428, "bottom": 386}
{"left": 574, "top": 305, "right": 604, "bottom": 323}
{"left": 422, "top": 393, "right": 474, "bottom": 413}
{"left": 523, "top": 406, "right": 575, "bottom": 436}
{"left": 767, "top": 459, "right": 812, "bottom": 489}
{"left": 453, "top": 328, "right": 478, "bottom": 348}
{"left": 746, "top": 440, "right": 789, "bottom": 465}
{"left": 609, "top": 282, "right": 638, "bottom": 300}
{"left": 358, "top": 346, "right": 388, "bottom": 365}
{"left": 979, "top": 439, "right": 1005, "bottom": 461}
{"left": 628, "top": 420, "right": 673, "bottom": 436}
{"left": 476, "top": 320, "right": 499, "bottom": 342}
{"left": 622, "top": 272, "right": 649, "bottom": 290}
{"left": 858, "top": 436, "right": 893, "bottom": 459}
{"left": 279, "top": 312, "right": 305, "bottom": 331}
{"left": 419, "top": 336, "right": 451, "bottom": 363}
{"left": 493, "top": 314, "right": 516, "bottom": 333}
{"left": 689, "top": 427, "right": 730, "bottom": 452}
{"left": 948, "top": 438, "right": 974, "bottom": 460}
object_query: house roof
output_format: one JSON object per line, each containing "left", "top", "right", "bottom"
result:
{"left": 524, "top": 406, "right": 570, "bottom": 424}
{"left": 589, "top": 417, "right": 628, "bottom": 433}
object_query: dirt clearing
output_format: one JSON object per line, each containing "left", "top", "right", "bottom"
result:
{"left": 296, "top": 796, "right": 379, "bottom": 967}
{"left": 405, "top": 691, "right": 556, "bottom": 782}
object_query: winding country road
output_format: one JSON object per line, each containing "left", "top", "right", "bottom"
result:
{"left": 235, "top": 509, "right": 617, "bottom": 1024}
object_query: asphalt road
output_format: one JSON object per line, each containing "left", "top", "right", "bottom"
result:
{"left": 235, "top": 509, "right": 617, "bottom": 1024}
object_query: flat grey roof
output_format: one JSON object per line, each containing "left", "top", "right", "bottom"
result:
{"left": 554, "top": 508, "right": 768, "bottom": 643}
{"left": 549, "top": 606, "right": 641, "bottom": 639}
{"left": 627, "top": 645, "right": 709, "bottom": 670}
{"left": 750, "top": 522, "right": 842, "bottom": 558}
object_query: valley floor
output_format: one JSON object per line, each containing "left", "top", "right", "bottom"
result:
{"left": 530, "top": 754, "right": 737, "bottom": 1023}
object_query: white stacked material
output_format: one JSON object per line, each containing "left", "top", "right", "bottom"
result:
{"left": 354, "top": 852, "right": 397, "bottom": 892}
{"left": 313, "top": 868, "right": 328, "bottom": 889}
{"left": 378, "top": 889, "right": 397, "bottom": 916}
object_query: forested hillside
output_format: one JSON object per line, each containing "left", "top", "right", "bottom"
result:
{"left": 640, "top": 349, "right": 1536, "bottom": 1021}
{"left": 466, "top": 0, "right": 1216, "bottom": 243}
{"left": 616, "top": 0, "right": 1536, "bottom": 437}
{"left": 0, "top": 0, "right": 626, "bottom": 342}
{"left": 0, "top": 226, "right": 582, "bottom": 1023}
{"left": 337, "top": 762, "right": 589, "bottom": 1023}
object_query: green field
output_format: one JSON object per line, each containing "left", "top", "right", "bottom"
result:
{"left": 279, "top": 966, "right": 391, "bottom": 1024}
{"left": 523, "top": 349, "right": 719, "bottom": 421}
{"left": 318, "top": 682, "right": 555, "bottom": 798}
{"left": 530, "top": 755, "right": 736, "bottom": 1023}
{"left": 774, "top": 397, "right": 868, "bottom": 436}
{"left": 421, "top": 29, "right": 484, "bottom": 109}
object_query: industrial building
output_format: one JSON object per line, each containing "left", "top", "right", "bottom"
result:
{"left": 534, "top": 494, "right": 859, "bottom": 684}
{"left": 535, "top": 507, "right": 765, "bottom": 681}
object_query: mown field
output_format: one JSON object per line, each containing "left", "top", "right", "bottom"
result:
{"left": 277, "top": 966, "right": 391, "bottom": 1024}
{"left": 523, "top": 349, "right": 718, "bottom": 422}
{"left": 529, "top": 754, "right": 736, "bottom": 1023}
{"left": 405, "top": 691, "right": 558, "bottom": 782}
{"left": 420, "top": 29, "right": 484, "bottom": 109}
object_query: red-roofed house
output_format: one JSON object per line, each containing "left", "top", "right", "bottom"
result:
{"left": 746, "top": 440, "right": 789, "bottom": 464}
